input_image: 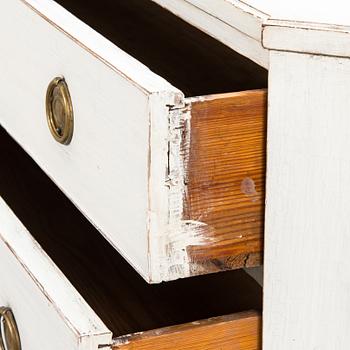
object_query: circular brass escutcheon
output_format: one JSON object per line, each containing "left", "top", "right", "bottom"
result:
{"left": 46, "top": 77, "right": 74, "bottom": 145}
{"left": 0, "top": 307, "right": 21, "bottom": 350}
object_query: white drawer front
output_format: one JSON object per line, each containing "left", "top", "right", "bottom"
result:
{"left": 0, "top": 197, "right": 112, "bottom": 350}
{"left": 0, "top": 0, "right": 181, "bottom": 281}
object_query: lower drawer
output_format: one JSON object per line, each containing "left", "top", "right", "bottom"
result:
{"left": 0, "top": 127, "right": 261, "bottom": 349}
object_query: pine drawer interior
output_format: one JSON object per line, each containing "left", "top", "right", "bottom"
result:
{"left": 1, "top": 0, "right": 267, "bottom": 282}
{"left": 0, "top": 126, "right": 262, "bottom": 349}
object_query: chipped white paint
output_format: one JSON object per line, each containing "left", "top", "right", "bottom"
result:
{"left": 149, "top": 101, "right": 210, "bottom": 282}
{"left": 0, "top": 197, "right": 112, "bottom": 349}
{"left": 264, "top": 50, "right": 350, "bottom": 349}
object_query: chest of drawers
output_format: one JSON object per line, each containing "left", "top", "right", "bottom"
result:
{"left": 1, "top": 0, "right": 349, "bottom": 349}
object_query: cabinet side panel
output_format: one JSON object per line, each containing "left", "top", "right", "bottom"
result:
{"left": 264, "top": 51, "right": 350, "bottom": 349}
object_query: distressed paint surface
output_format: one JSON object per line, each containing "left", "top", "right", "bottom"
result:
{"left": 152, "top": 90, "right": 266, "bottom": 281}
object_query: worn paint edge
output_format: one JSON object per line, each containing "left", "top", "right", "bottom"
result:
{"left": 148, "top": 93, "right": 213, "bottom": 283}
{"left": 0, "top": 198, "right": 112, "bottom": 345}
{"left": 20, "top": 0, "right": 181, "bottom": 95}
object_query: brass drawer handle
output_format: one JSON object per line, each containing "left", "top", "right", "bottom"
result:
{"left": 46, "top": 77, "right": 74, "bottom": 145}
{"left": 0, "top": 307, "right": 21, "bottom": 350}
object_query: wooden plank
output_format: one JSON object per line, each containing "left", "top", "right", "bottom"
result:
{"left": 184, "top": 90, "right": 266, "bottom": 275}
{"left": 264, "top": 50, "right": 350, "bottom": 348}
{"left": 113, "top": 311, "right": 261, "bottom": 350}
{"left": 0, "top": 198, "right": 111, "bottom": 350}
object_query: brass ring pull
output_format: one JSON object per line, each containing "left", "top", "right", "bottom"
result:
{"left": 0, "top": 307, "right": 21, "bottom": 350}
{"left": 46, "top": 77, "right": 74, "bottom": 145}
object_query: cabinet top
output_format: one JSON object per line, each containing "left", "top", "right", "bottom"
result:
{"left": 244, "top": 0, "right": 350, "bottom": 26}
{"left": 153, "top": 0, "right": 350, "bottom": 62}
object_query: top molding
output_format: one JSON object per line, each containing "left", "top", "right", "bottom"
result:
{"left": 152, "top": 0, "right": 350, "bottom": 67}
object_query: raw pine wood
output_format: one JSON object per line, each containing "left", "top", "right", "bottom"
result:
{"left": 0, "top": 126, "right": 262, "bottom": 338}
{"left": 184, "top": 90, "right": 267, "bottom": 274}
{"left": 113, "top": 311, "right": 261, "bottom": 350}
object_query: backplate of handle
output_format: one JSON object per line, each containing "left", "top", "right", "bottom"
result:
{"left": 0, "top": 307, "right": 21, "bottom": 350}
{"left": 46, "top": 77, "right": 74, "bottom": 145}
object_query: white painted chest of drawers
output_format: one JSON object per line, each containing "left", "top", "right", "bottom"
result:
{"left": 1, "top": 0, "right": 350, "bottom": 349}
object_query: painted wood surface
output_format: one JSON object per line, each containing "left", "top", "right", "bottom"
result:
{"left": 0, "top": 0, "right": 182, "bottom": 281}
{"left": 152, "top": 0, "right": 350, "bottom": 60}
{"left": 183, "top": 91, "right": 266, "bottom": 275}
{"left": 0, "top": 198, "right": 111, "bottom": 350}
{"left": 113, "top": 311, "right": 261, "bottom": 350}
{"left": 263, "top": 20, "right": 350, "bottom": 58}
{"left": 0, "top": 124, "right": 262, "bottom": 343}
{"left": 186, "top": 0, "right": 350, "bottom": 29}
{"left": 151, "top": 0, "right": 269, "bottom": 68}
{"left": 246, "top": 0, "right": 350, "bottom": 26}
{"left": 264, "top": 50, "right": 350, "bottom": 349}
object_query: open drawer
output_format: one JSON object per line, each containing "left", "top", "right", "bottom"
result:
{"left": 0, "top": 127, "right": 261, "bottom": 349}
{"left": 0, "top": 0, "right": 267, "bottom": 282}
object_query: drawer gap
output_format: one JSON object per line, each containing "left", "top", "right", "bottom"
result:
{"left": 0, "top": 126, "right": 262, "bottom": 338}
{"left": 53, "top": 0, "right": 267, "bottom": 97}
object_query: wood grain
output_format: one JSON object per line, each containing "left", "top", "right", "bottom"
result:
{"left": 113, "top": 311, "right": 261, "bottom": 349}
{"left": 0, "top": 126, "right": 262, "bottom": 337}
{"left": 184, "top": 90, "right": 267, "bottom": 274}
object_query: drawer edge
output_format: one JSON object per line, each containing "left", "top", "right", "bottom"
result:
{"left": 0, "top": 197, "right": 112, "bottom": 349}
{"left": 113, "top": 310, "right": 261, "bottom": 349}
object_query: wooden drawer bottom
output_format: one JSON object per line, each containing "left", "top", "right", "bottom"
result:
{"left": 0, "top": 126, "right": 261, "bottom": 349}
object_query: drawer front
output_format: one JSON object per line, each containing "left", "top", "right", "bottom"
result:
{"left": 0, "top": 0, "right": 181, "bottom": 281}
{"left": 0, "top": 197, "right": 111, "bottom": 350}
